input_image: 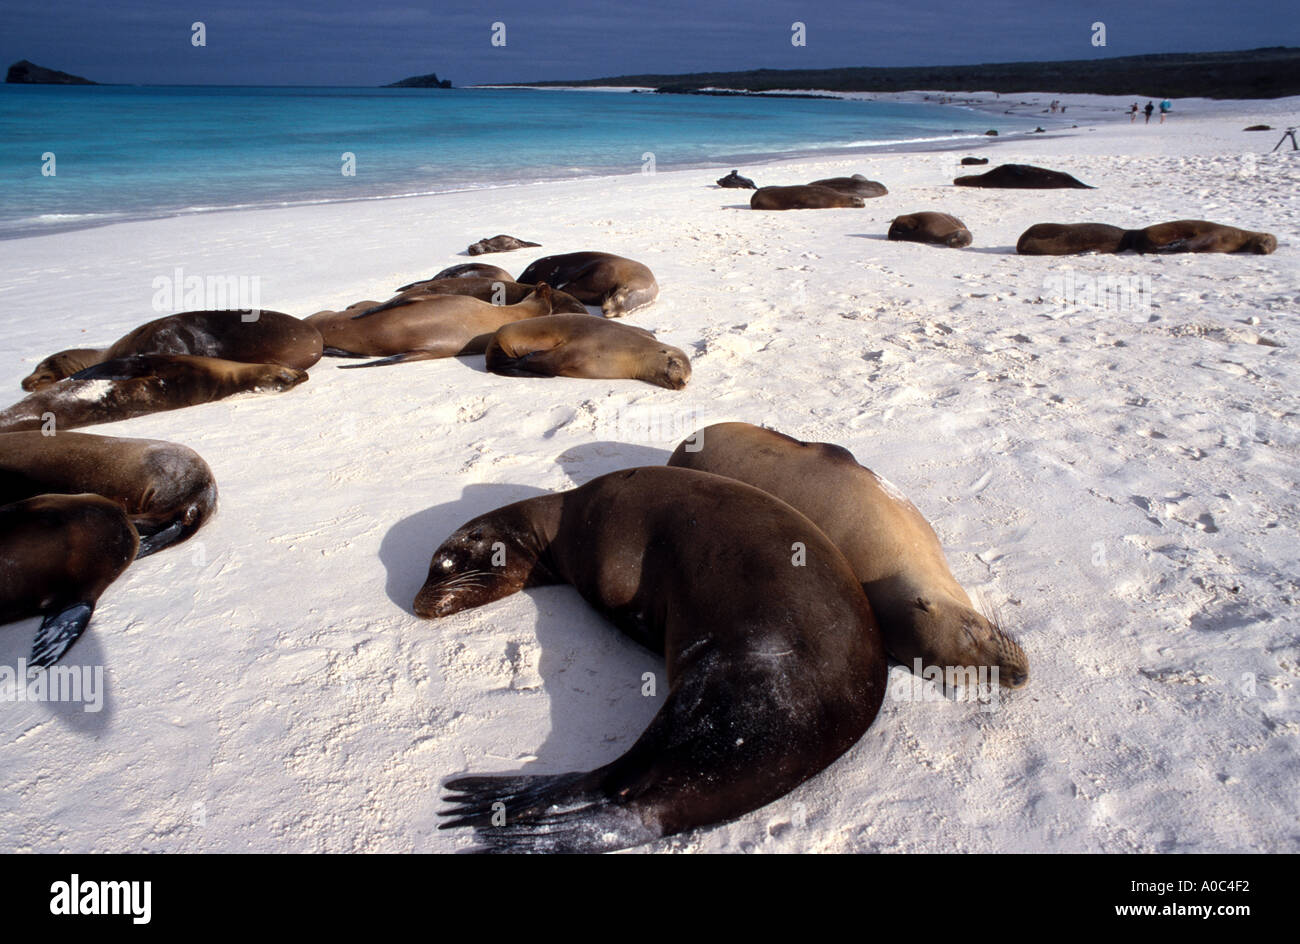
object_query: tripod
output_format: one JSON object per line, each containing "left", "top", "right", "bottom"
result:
{"left": 1273, "top": 127, "right": 1298, "bottom": 152}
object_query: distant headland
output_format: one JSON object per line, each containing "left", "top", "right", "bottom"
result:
{"left": 518, "top": 47, "right": 1300, "bottom": 100}
{"left": 384, "top": 71, "right": 453, "bottom": 89}
{"left": 6, "top": 60, "right": 98, "bottom": 85}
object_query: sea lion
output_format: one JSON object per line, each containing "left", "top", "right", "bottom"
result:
{"left": 351, "top": 278, "right": 588, "bottom": 318}
{"left": 408, "top": 263, "right": 515, "bottom": 287}
{"left": 750, "top": 185, "right": 865, "bottom": 210}
{"left": 1243, "top": 125, "right": 1272, "bottom": 131}
{"left": 0, "top": 431, "right": 216, "bottom": 557}
{"left": 716, "top": 169, "right": 757, "bottom": 189}
{"left": 22, "top": 310, "right": 323, "bottom": 392}
{"left": 887, "top": 212, "right": 973, "bottom": 248}
{"left": 1015, "top": 222, "right": 1132, "bottom": 255}
{"left": 960, "top": 157, "right": 989, "bottom": 165}
{"left": 1128, "top": 219, "right": 1277, "bottom": 255}
{"left": 468, "top": 235, "right": 541, "bottom": 256}
{"left": 807, "top": 174, "right": 888, "bottom": 198}
{"left": 517, "top": 252, "right": 659, "bottom": 318}
{"left": 484, "top": 316, "right": 691, "bottom": 389}
{"left": 1, "top": 493, "right": 138, "bottom": 667}
{"left": 0, "top": 355, "right": 308, "bottom": 433}
{"left": 305, "top": 285, "right": 554, "bottom": 367}
{"left": 420, "top": 466, "right": 886, "bottom": 853}
{"left": 667, "top": 422, "right": 1028, "bottom": 689}
{"left": 953, "top": 163, "right": 1093, "bottom": 189}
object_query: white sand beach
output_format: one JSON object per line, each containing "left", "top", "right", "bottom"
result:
{"left": 1, "top": 90, "right": 1297, "bottom": 853}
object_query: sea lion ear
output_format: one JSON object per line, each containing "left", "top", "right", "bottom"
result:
{"left": 913, "top": 597, "right": 932, "bottom": 612}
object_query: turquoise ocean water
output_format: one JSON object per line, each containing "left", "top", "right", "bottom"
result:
{"left": 0, "top": 86, "right": 1038, "bottom": 240}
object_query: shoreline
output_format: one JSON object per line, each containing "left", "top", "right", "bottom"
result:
{"left": 0, "top": 89, "right": 1071, "bottom": 244}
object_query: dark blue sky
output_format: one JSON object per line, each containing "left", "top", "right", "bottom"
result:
{"left": 2, "top": 1, "right": 1295, "bottom": 86}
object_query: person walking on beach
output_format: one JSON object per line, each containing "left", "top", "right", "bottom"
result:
{"left": 1144, "top": 101, "right": 1154, "bottom": 124}
{"left": 1159, "top": 99, "right": 1171, "bottom": 123}
{"left": 1129, "top": 102, "right": 1139, "bottom": 122}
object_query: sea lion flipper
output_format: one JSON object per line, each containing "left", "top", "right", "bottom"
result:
{"left": 350, "top": 296, "right": 419, "bottom": 319}
{"left": 134, "top": 519, "right": 185, "bottom": 558}
{"left": 29, "top": 602, "right": 94, "bottom": 668}
{"left": 336, "top": 351, "right": 444, "bottom": 369}
{"left": 69, "top": 357, "right": 153, "bottom": 381}
{"left": 438, "top": 770, "right": 654, "bottom": 854}
{"left": 321, "top": 347, "right": 374, "bottom": 358}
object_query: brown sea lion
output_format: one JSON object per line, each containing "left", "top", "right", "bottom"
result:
{"left": 467, "top": 235, "right": 541, "bottom": 256}
{"left": 305, "top": 285, "right": 554, "bottom": 367}
{"left": 750, "top": 185, "right": 865, "bottom": 210}
{"left": 351, "top": 278, "right": 588, "bottom": 318}
{"left": 887, "top": 212, "right": 973, "bottom": 248}
{"left": 807, "top": 174, "right": 888, "bottom": 198}
{"left": 667, "top": 422, "right": 1028, "bottom": 689}
{"left": 0, "top": 355, "right": 308, "bottom": 433}
{"left": 953, "top": 163, "right": 1093, "bottom": 189}
{"left": 420, "top": 466, "right": 886, "bottom": 853}
{"left": 21, "top": 310, "right": 323, "bottom": 392}
{"left": 484, "top": 315, "right": 691, "bottom": 389}
{"left": 1128, "top": 220, "right": 1277, "bottom": 255}
{"left": 1016, "top": 222, "right": 1133, "bottom": 255}
{"left": 517, "top": 252, "right": 659, "bottom": 318}
{"left": 0, "top": 431, "right": 217, "bottom": 557}
{"left": 1, "top": 493, "right": 139, "bottom": 667}
{"left": 716, "top": 169, "right": 757, "bottom": 189}
{"left": 409, "top": 263, "right": 515, "bottom": 287}
{"left": 960, "top": 157, "right": 989, "bottom": 165}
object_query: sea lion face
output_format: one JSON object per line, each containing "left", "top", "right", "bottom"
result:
{"left": 415, "top": 515, "right": 535, "bottom": 618}
{"left": 22, "top": 350, "right": 98, "bottom": 391}
{"left": 1247, "top": 232, "right": 1278, "bottom": 254}
{"left": 908, "top": 597, "right": 1029, "bottom": 689}
{"left": 252, "top": 366, "right": 309, "bottom": 392}
{"left": 656, "top": 349, "right": 692, "bottom": 390}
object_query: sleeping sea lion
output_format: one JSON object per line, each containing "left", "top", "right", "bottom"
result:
{"left": 0, "top": 431, "right": 217, "bottom": 557}
{"left": 21, "top": 310, "right": 323, "bottom": 392}
{"left": 420, "top": 466, "right": 887, "bottom": 853}
{"left": 887, "top": 212, "right": 973, "bottom": 248}
{"left": 468, "top": 235, "right": 541, "bottom": 256}
{"left": 484, "top": 315, "right": 691, "bottom": 389}
{"left": 960, "top": 157, "right": 989, "bottom": 165}
{"left": 750, "top": 185, "right": 865, "bottom": 210}
{"left": 305, "top": 284, "right": 554, "bottom": 367}
{"left": 350, "top": 278, "right": 588, "bottom": 318}
{"left": 807, "top": 174, "right": 888, "bottom": 198}
{"left": 401, "top": 264, "right": 516, "bottom": 289}
{"left": 0, "top": 355, "right": 308, "bottom": 433}
{"left": 953, "top": 163, "right": 1093, "bottom": 189}
{"left": 1015, "top": 222, "right": 1133, "bottom": 255}
{"left": 667, "top": 422, "right": 1028, "bottom": 688}
{"left": 716, "top": 170, "right": 757, "bottom": 189}
{"left": 1, "top": 493, "right": 139, "bottom": 667}
{"left": 517, "top": 252, "right": 659, "bottom": 318}
{"left": 1128, "top": 220, "right": 1277, "bottom": 255}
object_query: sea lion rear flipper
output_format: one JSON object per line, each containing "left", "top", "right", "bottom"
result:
{"left": 30, "top": 602, "right": 94, "bottom": 668}
{"left": 439, "top": 771, "right": 654, "bottom": 854}
{"left": 322, "top": 347, "right": 374, "bottom": 358}
{"left": 336, "top": 351, "right": 445, "bottom": 369}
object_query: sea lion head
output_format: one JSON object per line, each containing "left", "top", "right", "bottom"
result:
{"left": 252, "top": 365, "right": 310, "bottom": 392}
{"left": 414, "top": 504, "right": 546, "bottom": 619}
{"left": 22, "top": 349, "right": 101, "bottom": 391}
{"left": 1245, "top": 231, "right": 1277, "bottom": 254}
{"left": 904, "top": 595, "right": 1029, "bottom": 689}
{"left": 651, "top": 346, "right": 692, "bottom": 390}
